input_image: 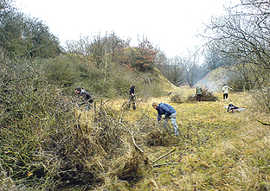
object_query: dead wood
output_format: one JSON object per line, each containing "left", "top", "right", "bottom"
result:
{"left": 152, "top": 148, "right": 176, "bottom": 164}
{"left": 257, "top": 119, "right": 270, "bottom": 126}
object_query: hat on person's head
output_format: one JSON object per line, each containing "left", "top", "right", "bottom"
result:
{"left": 75, "top": 87, "right": 81, "bottom": 92}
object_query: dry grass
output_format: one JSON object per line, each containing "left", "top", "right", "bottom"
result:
{"left": 74, "top": 87, "right": 270, "bottom": 191}
{"left": 5, "top": 83, "right": 267, "bottom": 191}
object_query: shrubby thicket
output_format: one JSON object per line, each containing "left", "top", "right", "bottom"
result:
{"left": 204, "top": 0, "right": 270, "bottom": 112}
{"left": 0, "top": 1, "right": 167, "bottom": 190}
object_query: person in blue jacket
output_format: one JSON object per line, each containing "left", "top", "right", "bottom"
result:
{"left": 152, "top": 102, "right": 180, "bottom": 136}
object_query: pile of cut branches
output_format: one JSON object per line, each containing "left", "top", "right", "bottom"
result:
{"left": 188, "top": 88, "right": 218, "bottom": 102}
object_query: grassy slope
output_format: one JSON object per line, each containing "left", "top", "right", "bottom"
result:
{"left": 76, "top": 68, "right": 270, "bottom": 190}
{"left": 119, "top": 88, "right": 270, "bottom": 190}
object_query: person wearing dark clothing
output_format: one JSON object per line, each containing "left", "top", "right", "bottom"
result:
{"left": 129, "top": 85, "right": 135, "bottom": 95}
{"left": 227, "top": 103, "right": 239, "bottom": 112}
{"left": 75, "top": 87, "right": 93, "bottom": 110}
{"left": 226, "top": 103, "right": 246, "bottom": 113}
{"left": 128, "top": 85, "right": 136, "bottom": 110}
{"left": 196, "top": 87, "right": 202, "bottom": 102}
{"left": 152, "top": 102, "right": 179, "bottom": 136}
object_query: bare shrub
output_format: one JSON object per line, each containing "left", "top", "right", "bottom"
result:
{"left": 0, "top": 57, "right": 76, "bottom": 190}
{"left": 252, "top": 87, "right": 270, "bottom": 113}
{"left": 51, "top": 102, "right": 150, "bottom": 189}
{"left": 0, "top": 57, "right": 149, "bottom": 190}
{"left": 170, "top": 93, "right": 184, "bottom": 104}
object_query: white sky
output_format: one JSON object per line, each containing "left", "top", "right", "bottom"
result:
{"left": 15, "top": 0, "right": 227, "bottom": 58}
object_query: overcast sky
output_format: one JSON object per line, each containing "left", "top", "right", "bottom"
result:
{"left": 15, "top": 0, "right": 228, "bottom": 58}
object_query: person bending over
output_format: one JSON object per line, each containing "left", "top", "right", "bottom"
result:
{"left": 74, "top": 87, "right": 93, "bottom": 110}
{"left": 152, "top": 102, "right": 180, "bottom": 136}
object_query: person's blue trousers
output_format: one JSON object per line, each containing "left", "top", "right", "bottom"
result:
{"left": 163, "top": 112, "right": 179, "bottom": 136}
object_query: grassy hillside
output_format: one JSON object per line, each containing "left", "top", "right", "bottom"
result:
{"left": 74, "top": 86, "right": 270, "bottom": 191}
{"left": 40, "top": 54, "right": 176, "bottom": 99}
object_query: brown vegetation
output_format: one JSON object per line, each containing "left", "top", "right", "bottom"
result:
{"left": 187, "top": 88, "right": 218, "bottom": 102}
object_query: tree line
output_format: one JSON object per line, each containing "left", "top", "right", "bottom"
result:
{"left": 0, "top": 0, "right": 208, "bottom": 87}
{"left": 204, "top": 0, "right": 270, "bottom": 89}
{"left": 0, "top": 0, "right": 61, "bottom": 58}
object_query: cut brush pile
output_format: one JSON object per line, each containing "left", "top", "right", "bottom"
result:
{"left": 187, "top": 88, "right": 218, "bottom": 102}
{"left": 66, "top": 101, "right": 151, "bottom": 190}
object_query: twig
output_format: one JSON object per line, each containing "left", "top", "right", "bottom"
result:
{"left": 150, "top": 179, "right": 159, "bottom": 189}
{"left": 152, "top": 162, "right": 177, "bottom": 168}
{"left": 152, "top": 148, "right": 176, "bottom": 164}
{"left": 129, "top": 131, "right": 144, "bottom": 153}
{"left": 97, "top": 160, "right": 105, "bottom": 172}
{"left": 257, "top": 119, "right": 270, "bottom": 126}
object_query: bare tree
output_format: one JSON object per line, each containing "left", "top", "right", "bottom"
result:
{"left": 181, "top": 47, "right": 207, "bottom": 87}
{"left": 163, "top": 57, "right": 185, "bottom": 86}
{"left": 206, "top": 0, "right": 270, "bottom": 71}
{"left": 204, "top": 0, "right": 270, "bottom": 111}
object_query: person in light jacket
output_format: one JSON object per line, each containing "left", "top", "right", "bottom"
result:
{"left": 196, "top": 86, "right": 203, "bottom": 102}
{"left": 222, "top": 84, "right": 233, "bottom": 100}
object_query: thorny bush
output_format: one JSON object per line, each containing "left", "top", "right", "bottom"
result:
{"left": 0, "top": 57, "right": 149, "bottom": 190}
{"left": 252, "top": 87, "right": 270, "bottom": 113}
{"left": 0, "top": 57, "right": 76, "bottom": 190}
